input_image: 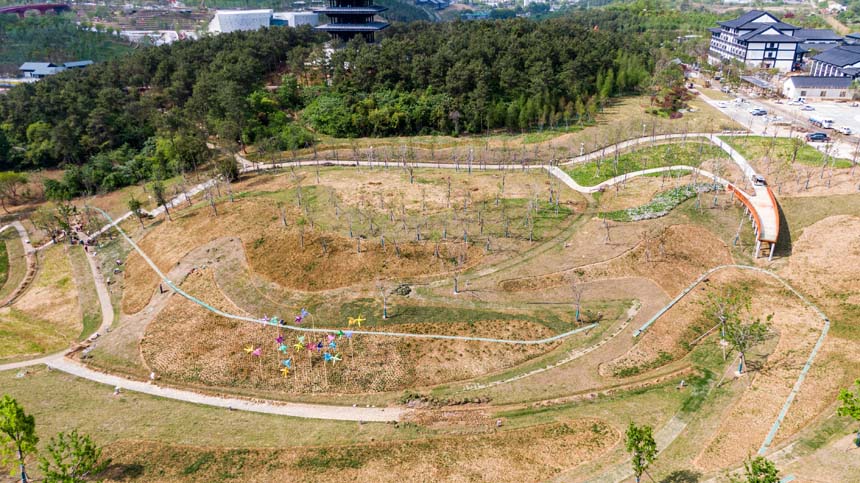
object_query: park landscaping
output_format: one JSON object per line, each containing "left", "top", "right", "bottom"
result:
{"left": 0, "top": 102, "right": 858, "bottom": 483}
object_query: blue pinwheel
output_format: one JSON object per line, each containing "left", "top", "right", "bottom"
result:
{"left": 329, "top": 341, "right": 337, "bottom": 350}
{"left": 282, "top": 359, "right": 292, "bottom": 369}
{"left": 323, "top": 352, "right": 333, "bottom": 362}
{"left": 301, "top": 308, "right": 310, "bottom": 318}
{"left": 278, "top": 344, "right": 288, "bottom": 353}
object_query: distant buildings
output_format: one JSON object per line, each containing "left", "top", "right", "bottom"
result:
{"left": 208, "top": 9, "right": 273, "bottom": 34}
{"left": 18, "top": 61, "right": 93, "bottom": 79}
{"left": 708, "top": 10, "right": 840, "bottom": 72}
{"left": 207, "top": 9, "right": 319, "bottom": 34}
{"left": 272, "top": 11, "right": 319, "bottom": 27}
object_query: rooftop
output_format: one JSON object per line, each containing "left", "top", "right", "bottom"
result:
{"left": 784, "top": 75, "right": 853, "bottom": 88}
{"left": 812, "top": 44, "right": 860, "bottom": 67}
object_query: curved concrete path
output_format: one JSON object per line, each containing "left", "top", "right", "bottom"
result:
{"left": 0, "top": 221, "right": 36, "bottom": 306}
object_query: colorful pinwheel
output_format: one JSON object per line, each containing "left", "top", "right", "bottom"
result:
{"left": 294, "top": 315, "right": 303, "bottom": 324}
{"left": 270, "top": 316, "right": 279, "bottom": 325}
{"left": 278, "top": 344, "right": 288, "bottom": 353}
{"left": 276, "top": 335, "right": 284, "bottom": 344}
{"left": 327, "top": 334, "right": 335, "bottom": 342}
{"left": 301, "top": 308, "right": 310, "bottom": 318}
{"left": 244, "top": 345, "right": 254, "bottom": 354}
{"left": 329, "top": 341, "right": 337, "bottom": 350}
{"left": 282, "top": 359, "right": 292, "bottom": 369}
{"left": 337, "top": 330, "right": 345, "bottom": 338}
{"left": 316, "top": 341, "right": 324, "bottom": 351}
{"left": 294, "top": 342, "right": 304, "bottom": 351}
{"left": 344, "top": 331, "right": 353, "bottom": 339}
{"left": 330, "top": 353, "right": 342, "bottom": 364}
{"left": 251, "top": 347, "right": 262, "bottom": 357}
{"left": 348, "top": 315, "right": 365, "bottom": 327}
{"left": 297, "top": 335, "right": 305, "bottom": 343}
{"left": 280, "top": 366, "right": 289, "bottom": 378}
{"left": 323, "top": 352, "right": 333, "bottom": 362}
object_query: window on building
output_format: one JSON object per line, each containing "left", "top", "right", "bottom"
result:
{"left": 840, "top": 91, "right": 847, "bottom": 97}
{"left": 820, "top": 91, "right": 827, "bottom": 97}
{"left": 800, "top": 90, "right": 807, "bottom": 96}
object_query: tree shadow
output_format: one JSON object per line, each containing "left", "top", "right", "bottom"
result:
{"left": 99, "top": 463, "right": 145, "bottom": 481}
{"left": 659, "top": 469, "right": 702, "bottom": 483}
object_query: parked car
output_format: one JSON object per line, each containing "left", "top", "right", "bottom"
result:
{"left": 717, "top": 101, "right": 728, "bottom": 108}
{"left": 837, "top": 126, "right": 853, "bottom": 135}
{"left": 805, "top": 132, "right": 831, "bottom": 142}
{"left": 751, "top": 174, "right": 767, "bottom": 186}
{"left": 801, "top": 105, "right": 815, "bottom": 111}
{"left": 749, "top": 108, "right": 767, "bottom": 116}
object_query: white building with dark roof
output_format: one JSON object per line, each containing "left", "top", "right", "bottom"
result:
{"left": 783, "top": 76, "right": 853, "bottom": 100}
{"left": 708, "top": 10, "right": 820, "bottom": 72}
{"left": 809, "top": 34, "right": 860, "bottom": 78}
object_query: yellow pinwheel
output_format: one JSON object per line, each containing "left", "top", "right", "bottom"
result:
{"left": 348, "top": 315, "right": 365, "bottom": 328}
{"left": 280, "top": 366, "right": 290, "bottom": 378}
{"left": 243, "top": 345, "right": 254, "bottom": 354}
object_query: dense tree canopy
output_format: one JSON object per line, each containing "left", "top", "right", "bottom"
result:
{"left": 0, "top": 8, "right": 695, "bottom": 196}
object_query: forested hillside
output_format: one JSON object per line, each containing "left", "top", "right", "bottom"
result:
{"left": 0, "top": 15, "right": 132, "bottom": 71}
{"left": 0, "top": 8, "right": 691, "bottom": 198}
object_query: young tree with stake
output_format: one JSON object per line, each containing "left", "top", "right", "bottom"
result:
{"left": 127, "top": 196, "right": 145, "bottom": 229}
{"left": 38, "top": 429, "right": 109, "bottom": 483}
{"left": 0, "top": 395, "right": 38, "bottom": 483}
{"left": 151, "top": 181, "right": 171, "bottom": 221}
{"left": 725, "top": 315, "right": 771, "bottom": 374}
{"left": 625, "top": 422, "right": 657, "bottom": 483}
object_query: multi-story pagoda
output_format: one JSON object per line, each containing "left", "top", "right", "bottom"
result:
{"left": 313, "top": 0, "right": 389, "bottom": 42}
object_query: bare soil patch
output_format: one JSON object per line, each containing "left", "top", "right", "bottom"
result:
{"left": 99, "top": 418, "right": 617, "bottom": 483}
{"left": 141, "top": 269, "right": 560, "bottom": 394}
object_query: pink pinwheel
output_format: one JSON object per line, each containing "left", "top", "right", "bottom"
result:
{"left": 251, "top": 347, "right": 262, "bottom": 357}
{"left": 327, "top": 334, "right": 335, "bottom": 342}
{"left": 295, "top": 315, "right": 303, "bottom": 324}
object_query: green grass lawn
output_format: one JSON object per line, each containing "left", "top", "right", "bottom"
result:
{"left": 564, "top": 142, "right": 725, "bottom": 187}
{"left": 68, "top": 245, "right": 102, "bottom": 340}
{"left": 721, "top": 135, "right": 853, "bottom": 168}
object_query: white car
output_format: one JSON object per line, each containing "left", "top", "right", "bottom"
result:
{"left": 837, "top": 126, "right": 853, "bottom": 135}
{"left": 717, "top": 101, "right": 728, "bottom": 108}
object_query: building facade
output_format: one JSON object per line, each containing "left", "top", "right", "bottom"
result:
{"left": 708, "top": 10, "right": 809, "bottom": 72}
{"left": 783, "top": 76, "right": 853, "bottom": 100}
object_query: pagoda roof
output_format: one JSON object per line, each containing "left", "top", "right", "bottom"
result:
{"left": 315, "top": 22, "right": 389, "bottom": 31}
{"left": 314, "top": 6, "right": 387, "bottom": 14}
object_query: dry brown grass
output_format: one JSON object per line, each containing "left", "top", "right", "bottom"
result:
{"left": 693, "top": 278, "right": 823, "bottom": 472}
{"left": 122, "top": 197, "right": 484, "bottom": 314}
{"left": 0, "top": 245, "right": 81, "bottom": 359}
{"left": 141, "top": 269, "right": 560, "bottom": 393}
{"left": 499, "top": 224, "right": 733, "bottom": 296}
{"left": 99, "top": 418, "right": 618, "bottom": 483}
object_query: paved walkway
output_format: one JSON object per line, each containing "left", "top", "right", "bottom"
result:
{"left": 0, "top": 221, "right": 36, "bottom": 306}
{"left": 46, "top": 356, "right": 402, "bottom": 422}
